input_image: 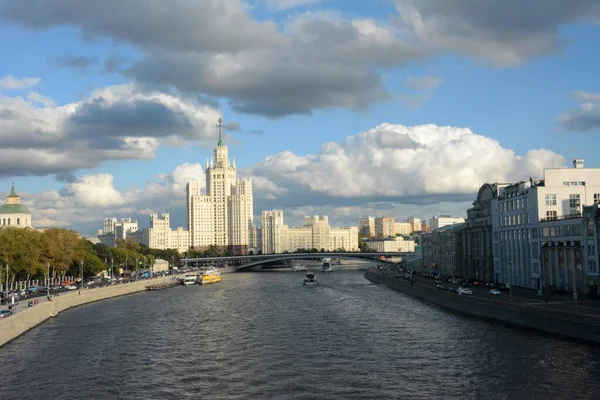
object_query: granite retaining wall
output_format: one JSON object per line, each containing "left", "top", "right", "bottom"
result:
{"left": 365, "top": 270, "right": 600, "bottom": 345}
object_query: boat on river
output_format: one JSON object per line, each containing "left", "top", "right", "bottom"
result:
{"left": 200, "top": 266, "right": 222, "bottom": 285}
{"left": 181, "top": 274, "right": 197, "bottom": 285}
{"left": 322, "top": 258, "right": 332, "bottom": 272}
{"left": 303, "top": 272, "right": 318, "bottom": 286}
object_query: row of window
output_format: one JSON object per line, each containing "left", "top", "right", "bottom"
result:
{"left": 1, "top": 217, "right": 26, "bottom": 226}
{"left": 545, "top": 193, "right": 600, "bottom": 206}
{"left": 541, "top": 224, "right": 583, "bottom": 238}
{"left": 500, "top": 213, "right": 530, "bottom": 227}
{"left": 501, "top": 197, "right": 529, "bottom": 212}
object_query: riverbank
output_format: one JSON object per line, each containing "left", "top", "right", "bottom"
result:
{"left": 0, "top": 275, "right": 182, "bottom": 348}
{"left": 365, "top": 268, "right": 600, "bottom": 345}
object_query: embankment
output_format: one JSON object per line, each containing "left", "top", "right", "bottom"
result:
{"left": 365, "top": 269, "right": 600, "bottom": 345}
{"left": 0, "top": 276, "right": 181, "bottom": 348}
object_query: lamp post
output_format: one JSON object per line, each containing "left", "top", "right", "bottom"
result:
{"left": 47, "top": 262, "right": 50, "bottom": 299}
{"left": 5, "top": 264, "right": 8, "bottom": 300}
{"left": 80, "top": 260, "right": 84, "bottom": 289}
{"left": 111, "top": 258, "right": 114, "bottom": 281}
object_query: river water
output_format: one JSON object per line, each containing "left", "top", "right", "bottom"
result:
{"left": 2, "top": 270, "right": 600, "bottom": 399}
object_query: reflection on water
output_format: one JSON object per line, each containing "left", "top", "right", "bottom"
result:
{"left": 2, "top": 270, "right": 600, "bottom": 400}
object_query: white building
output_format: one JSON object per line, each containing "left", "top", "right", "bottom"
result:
{"left": 492, "top": 158, "right": 600, "bottom": 289}
{"left": 406, "top": 216, "right": 421, "bottom": 233}
{"left": 142, "top": 213, "right": 190, "bottom": 253}
{"left": 429, "top": 215, "right": 465, "bottom": 231}
{"left": 98, "top": 217, "right": 139, "bottom": 247}
{"left": 187, "top": 119, "right": 254, "bottom": 253}
{"left": 363, "top": 236, "right": 416, "bottom": 253}
{"left": 0, "top": 183, "right": 32, "bottom": 229}
{"left": 261, "top": 211, "right": 358, "bottom": 254}
{"left": 97, "top": 213, "right": 190, "bottom": 253}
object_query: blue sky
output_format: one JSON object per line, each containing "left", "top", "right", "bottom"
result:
{"left": 0, "top": 0, "right": 599, "bottom": 236}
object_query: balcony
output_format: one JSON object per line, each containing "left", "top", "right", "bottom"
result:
{"left": 540, "top": 212, "right": 582, "bottom": 223}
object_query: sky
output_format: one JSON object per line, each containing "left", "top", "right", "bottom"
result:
{"left": 0, "top": 0, "right": 599, "bottom": 237}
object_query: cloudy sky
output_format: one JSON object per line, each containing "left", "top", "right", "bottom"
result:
{"left": 0, "top": 0, "right": 599, "bottom": 236}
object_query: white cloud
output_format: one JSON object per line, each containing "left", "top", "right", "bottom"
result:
{"left": 0, "top": 83, "right": 223, "bottom": 177}
{"left": 259, "top": 0, "right": 328, "bottom": 10}
{"left": 16, "top": 122, "right": 563, "bottom": 236}
{"left": 0, "top": 75, "right": 41, "bottom": 90}
{"left": 558, "top": 90, "right": 600, "bottom": 131}
{"left": 404, "top": 76, "right": 442, "bottom": 91}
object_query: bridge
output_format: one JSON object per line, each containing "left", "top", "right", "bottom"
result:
{"left": 181, "top": 252, "right": 409, "bottom": 271}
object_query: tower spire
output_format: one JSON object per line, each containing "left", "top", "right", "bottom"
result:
{"left": 217, "top": 118, "right": 223, "bottom": 147}
{"left": 9, "top": 182, "right": 17, "bottom": 197}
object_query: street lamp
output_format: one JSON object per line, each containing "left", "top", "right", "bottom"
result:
{"left": 47, "top": 262, "right": 50, "bottom": 299}
{"left": 5, "top": 264, "right": 8, "bottom": 300}
{"left": 111, "top": 258, "right": 114, "bottom": 281}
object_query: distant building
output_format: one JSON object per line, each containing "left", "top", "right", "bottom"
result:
{"left": 261, "top": 211, "right": 358, "bottom": 254}
{"left": 375, "top": 217, "right": 395, "bottom": 237}
{"left": 98, "top": 218, "right": 139, "bottom": 247}
{"left": 461, "top": 183, "right": 499, "bottom": 282}
{"left": 429, "top": 215, "right": 465, "bottom": 231}
{"left": 421, "top": 223, "right": 465, "bottom": 277}
{"left": 0, "top": 183, "right": 32, "bottom": 229}
{"left": 407, "top": 216, "right": 421, "bottom": 233}
{"left": 420, "top": 221, "right": 431, "bottom": 233}
{"left": 363, "top": 236, "right": 416, "bottom": 253}
{"left": 394, "top": 222, "right": 411, "bottom": 235}
{"left": 358, "top": 216, "right": 375, "bottom": 237}
{"left": 187, "top": 119, "right": 254, "bottom": 254}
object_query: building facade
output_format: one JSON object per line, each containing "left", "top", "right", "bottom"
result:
{"left": 261, "top": 211, "right": 358, "bottom": 254}
{"left": 492, "top": 159, "right": 600, "bottom": 289}
{"left": 0, "top": 184, "right": 32, "bottom": 229}
{"left": 429, "top": 215, "right": 465, "bottom": 231}
{"left": 187, "top": 119, "right": 254, "bottom": 252}
{"left": 421, "top": 223, "right": 465, "bottom": 278}
{"left": 363, "top": 236, "right": 416, "bottom": 253}
{"left": 359, "top": 216, "right": 375, "bottom": 237}
{"left": 461, "top": 183, "right": 498, "bottom": 281}
{"left": 407, "top": 216, "right": 421, "bottom": 233}
{"left": 98, "top": 217, "right": 139, "bottom": 247}
{"left": 394, "top": 222, "right": 411, "bottom": 235}
{"left": 375, "top": 217, "right": 395, "bottom": 237}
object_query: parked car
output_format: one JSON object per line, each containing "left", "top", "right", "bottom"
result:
{"left": 0, "top": 309, "right": 13, "bottom": 318}
{"left": 449, "top": 287, "right": 459, "bottom": 293}
{"left": 490, "top": 289, "right": 501, "bottom": 296}
{"left": 458, "top": 288, "right": 473, "bottom": 295}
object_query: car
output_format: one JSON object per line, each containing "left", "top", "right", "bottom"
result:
{"left": 458, "top": 288, "right": 473, "bottom": 295}
{"left": 0, "top": 309, "right": 13, "bottom": 318}
{"left": 449, "top": 287, "right": 459, "bottom": 293}
{"left": 489, "top": 289, "right": 501, "bottom": 296}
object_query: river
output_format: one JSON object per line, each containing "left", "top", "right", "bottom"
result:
{"left": 1, "top": 269, "right": 600, "bottom": 399}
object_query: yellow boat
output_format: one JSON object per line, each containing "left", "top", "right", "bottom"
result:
{"left": 200, "top": 266, "right": 221, "bottom": 285}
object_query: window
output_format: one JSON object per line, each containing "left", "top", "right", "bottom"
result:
{"left": 569, "top": 194, "right": 580, "bottom": 209}
{"left": 594, "top": 193, "right": 600, "bottom": 203}
{"left": 545, "top": 194, "right": 556, "bottom": 206}
{"left": 546, "top": 211, "right": 557, "bottom": 221}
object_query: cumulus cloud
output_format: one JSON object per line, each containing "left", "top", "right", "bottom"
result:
{"left": 558, "top": 90, "right": 600, "bottom": 131}
{"left": 394, "top": 0, "right": 600, "bottom": 67}
{"left": 17, "top": 123, "right": 564, "bottom": 235}
{"left": 246, "top": 123, "right": 564, "bottom": 208}
{"left": 0, "top": 75, "right": 41, "bottom": 90}
{"left": 0, "top": 83, "right": 222, "bottom": 177}
{"left": 404, "top": 76, "right": 442, "bottom": 91}
{"left": 259, "top": 0, "right": 329, "bottom": 10}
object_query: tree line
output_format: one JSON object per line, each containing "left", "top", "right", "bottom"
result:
{"left": 0, "top": 227, "right": 181, "bottom": 285}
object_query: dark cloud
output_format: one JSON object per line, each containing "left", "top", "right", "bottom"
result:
{"left": 102, "top": 55, "right": 128, "bottom": 73}
{"left": 557, "top": 91, "right": 600, "bottom": 131}
{"left": 55, "top": 172, "right": 77, "bottom": 183}
{"left": 49, "top": 54, "right": 98, "bottom": 71}
{"left": 395, "top": 0, "right": 600, "bottom": 67}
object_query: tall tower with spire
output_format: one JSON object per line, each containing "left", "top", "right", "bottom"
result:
{"left": 186, "top": 118, "right": 254, "bottom": 250}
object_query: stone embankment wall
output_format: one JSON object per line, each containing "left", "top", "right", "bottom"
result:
{"left": 365, "top": 270, "right": 600, "bottom": 345}
{"left": 0, "top": 276, "right": 181, "bottom": 347}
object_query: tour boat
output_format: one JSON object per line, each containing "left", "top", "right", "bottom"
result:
{"left": 292, "top": 264, "right": 307, "bottom": 272}
{"left": 200, "top": 266, "right": 222, "bottom": 285}
{"left": 322, "top": 258, "right": 333, "bottom": 272}
{"left": 181, "top": 274, "right": 197, "bottom": 285}
{"left": 303, "top": 272, "right": 318, "bottom": 286}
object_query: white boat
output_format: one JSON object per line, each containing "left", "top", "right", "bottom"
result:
{"left": 303, "top": 272, "right": 318, "bottom": 286}
{"left": 322, "top": 258, "right": 332, "bottom": 272}
{"left": 292, "top": 264, "right": 307, "bottom": 272}
{"left": 181, "top": 274, "right": 197, "bottom": 285}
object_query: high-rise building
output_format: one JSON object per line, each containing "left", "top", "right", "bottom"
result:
{"left": 358, "top": 216, "right": 375, "bottom": 237}
{"left": 375, "top": 217, "right": 395, "bottom": 237}
{"left": 98, "top": 217, "right": 139, "bottom": 247}
{"left": 407, "top": 216, "right": 421, "bottom": 233}
{"left": 186, "top": 119, "right": 254, "bottom": 252}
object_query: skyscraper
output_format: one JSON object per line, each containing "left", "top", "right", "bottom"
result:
{"left": 186, "top": 119, "right": 254, "bottom": 251}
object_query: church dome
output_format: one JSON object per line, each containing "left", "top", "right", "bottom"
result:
{"left": 0, "top": 203, "right": 30, "bottom": 214}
